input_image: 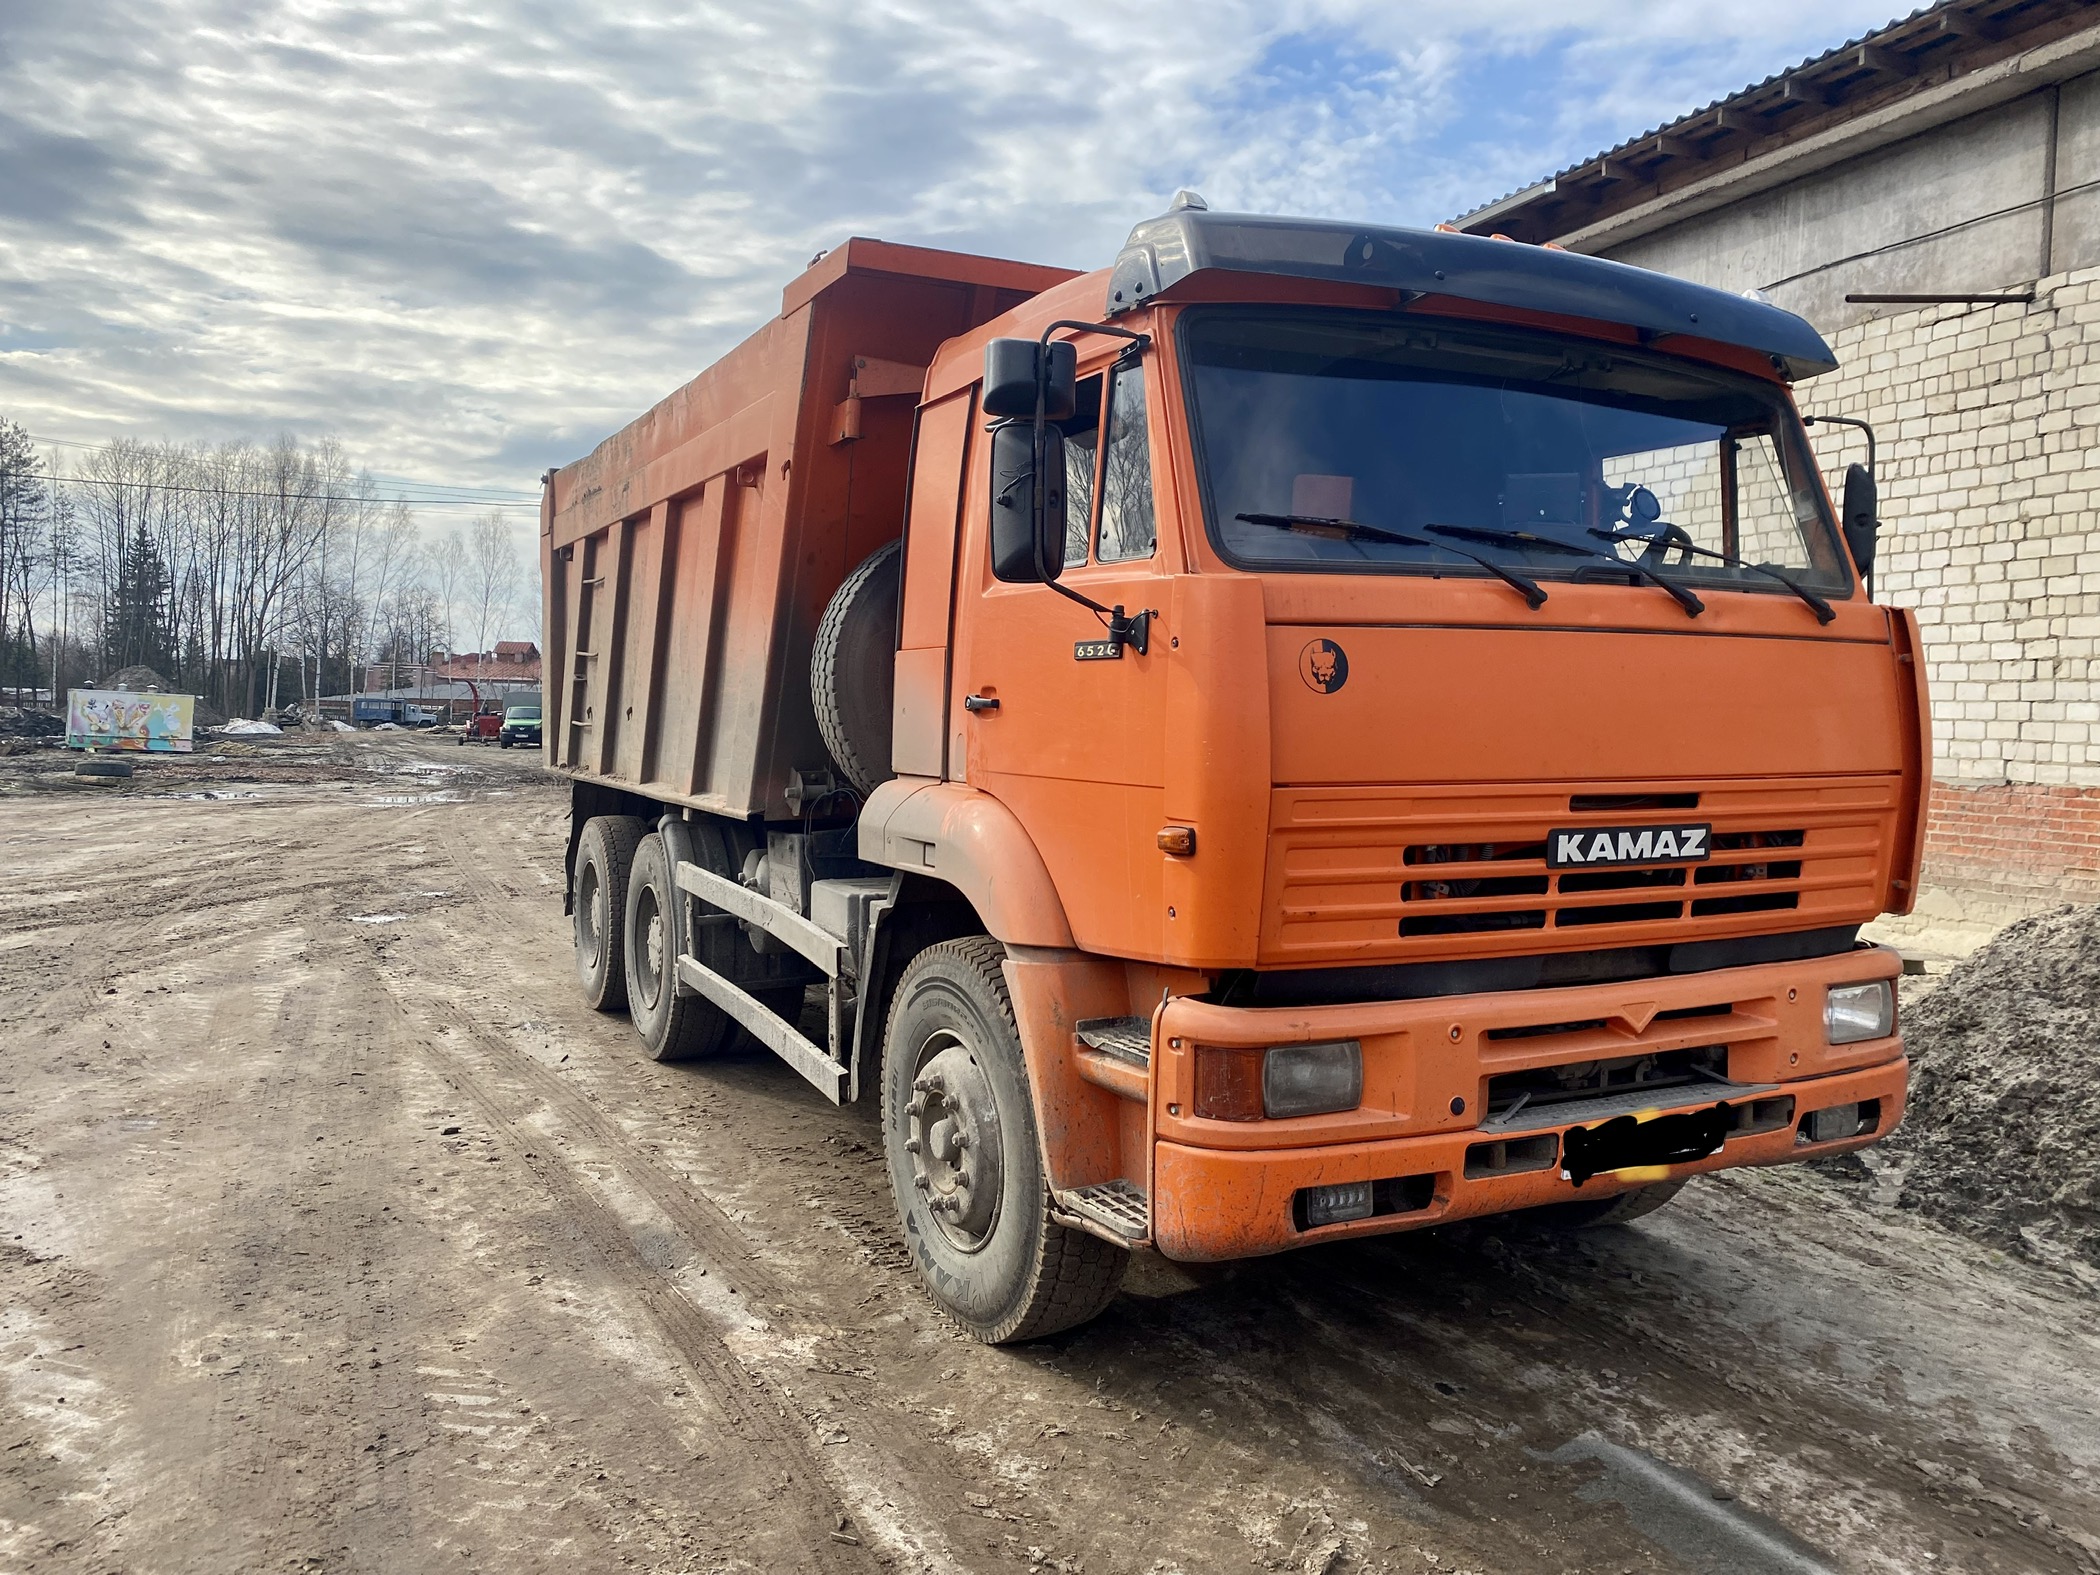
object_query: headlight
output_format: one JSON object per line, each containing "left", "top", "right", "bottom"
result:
{"left": 1824, "top": 980, "right": 1895, "bottom": 1044}
{"left": 1192, "top": 1040, "right": 1363, "bottom": 1120}
{"left": 1263, "top": 1040, "right": 1363, "bottom": 1118}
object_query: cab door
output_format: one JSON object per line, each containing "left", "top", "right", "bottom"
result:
{"left": 952, "top": 351, "right": 1177, "bottom": 960}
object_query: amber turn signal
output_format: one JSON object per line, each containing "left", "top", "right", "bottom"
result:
{"left": 1157, "top": 825, "right": 1197, "bottom": 856}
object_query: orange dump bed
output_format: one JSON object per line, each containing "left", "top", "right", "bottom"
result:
{"left": 541, "top": 239, "right": 1073, "bottom": 819}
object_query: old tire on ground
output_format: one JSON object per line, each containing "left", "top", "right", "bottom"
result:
{"left": 574, "top": 815, "right": 646, "bottom": 1012}
{"left": 1528, "top": 1178, "right": 1689, "bottom": 1230}
{"left": 882, "top": 937, "right": 1126, "bottom": 1343}
{"left": 812, "top": 539, "right": 901, "bottom": 796}
{"left": 74, "top": 757, "right": 135, "bottom": 779}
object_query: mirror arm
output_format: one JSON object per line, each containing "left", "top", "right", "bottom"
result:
{"left": 1803, "top": 413, "right": 1876, "bottom": 480}
{"left": 1026, "top": 319, "right": 1155, "bottom": 651}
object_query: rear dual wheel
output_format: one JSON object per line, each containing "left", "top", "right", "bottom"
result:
{"left": 882, "top": 938, "right": 1126, "bottom": 1344}
{"left": 574, "top": 815, "right": 646, "bottom": 1012}
{"left": 623, "top": 831, "right": 741, "bottom": 1061}
{"left": 582, "top": 816, "right": 809, "bottom": 1060}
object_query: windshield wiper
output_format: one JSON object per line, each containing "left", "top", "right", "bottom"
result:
{"left": 1588, "top": 526, "right": 1835, "bottom": 625}
{"left": 1235, "top": 512, "right": 1547, "bottom": 610}
{"left": 1425, "top": 523, "right": 1704, "bottom": 618}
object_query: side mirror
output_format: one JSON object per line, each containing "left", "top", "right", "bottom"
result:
{"left": 1841, "top": 462, "right": 1879, "bottom": 597}
{"left": 988, "top": 421, "right": 1066, "bottom": 583}
{"left": 983, "top": 338, "right": 1075, "bottom": 420}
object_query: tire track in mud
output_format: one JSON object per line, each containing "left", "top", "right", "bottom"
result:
{"left": 360, "top": 973, "right": 907, "bottom": 1575}
{"left": 398, "top": 805, "right": 994, "bottom": 1573}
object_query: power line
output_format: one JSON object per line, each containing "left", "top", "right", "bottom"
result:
{"left": 24, "top": 432, "right": 544, "bottom": 505}
{"left": 51, "top": 472, "right": 543, "bottom": 510}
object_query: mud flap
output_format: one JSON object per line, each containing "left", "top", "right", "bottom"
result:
{"left": 1563, "top": 1103, "right": 1730, "bottom": 1187}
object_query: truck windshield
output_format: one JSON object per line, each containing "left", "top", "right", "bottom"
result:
{"left": 507, "top": 707, "right": 540, "bottom": 721}
{"left": 1182, "top": 308, "right": 1850, "bottom": 594}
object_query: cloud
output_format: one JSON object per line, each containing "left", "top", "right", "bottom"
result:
{"left": 0, "top": 0, "right": 1904, "bottom": 493}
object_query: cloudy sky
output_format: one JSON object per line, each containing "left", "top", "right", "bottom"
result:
{"left": 0, "top": 0, "right": 1906, "bottom": 499}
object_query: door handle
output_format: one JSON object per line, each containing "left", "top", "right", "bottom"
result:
{"left": 963, "top": 694, "right": 1000, "bottom": 713}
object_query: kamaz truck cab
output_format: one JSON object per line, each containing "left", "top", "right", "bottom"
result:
{"left": 543, "top": 197, "right": 1927, "bottom": 1343}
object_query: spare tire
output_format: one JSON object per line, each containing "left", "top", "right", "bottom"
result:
{"left": 812, "top": 539, "right": 901, "bottom": 795}
{"left": 75, "top": 757, "right": 135, "bottom": 779}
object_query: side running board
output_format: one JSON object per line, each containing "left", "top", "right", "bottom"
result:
{"left": 671, "top": 858, "right": 849, "bottom": 1104}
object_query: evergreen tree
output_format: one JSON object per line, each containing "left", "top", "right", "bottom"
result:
{"left": 109, "top": 523, "right": 170, "bottom": 673}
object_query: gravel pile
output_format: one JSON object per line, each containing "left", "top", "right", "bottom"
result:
{"left": 1887, "top": 903, "right": 2100, "bottom": 1272}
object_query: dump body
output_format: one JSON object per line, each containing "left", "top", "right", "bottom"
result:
{"left": 542, "top": 240, "right": 1072, "bottom": 819}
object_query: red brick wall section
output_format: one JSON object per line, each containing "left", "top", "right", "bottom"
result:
{"left": 1925, "top": 780, "right": 2100, "bottom": 897}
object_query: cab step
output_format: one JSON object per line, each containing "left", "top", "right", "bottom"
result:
{"left": 1075, "top": 1017, "right": 1150, "bottom": 1066}
{"left": 1059, "top": 1179, "right": 1151, "bottom": 1244}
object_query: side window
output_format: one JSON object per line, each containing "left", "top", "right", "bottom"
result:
{"left": 1096, "top": 361, "right": 1156, "bottom": 563}
{"left": 1061, "top": 376, "right": 1104, "bottom": 567}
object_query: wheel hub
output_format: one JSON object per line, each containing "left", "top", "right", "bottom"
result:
{"left": 578, "top": 866, "right": 603, "bottom": 959}
{"left": 907, "top": 1038, "right": 1003, "bottom": 1250}
{"left": 638, "top": 892, "right": 664, "bottom": 1007}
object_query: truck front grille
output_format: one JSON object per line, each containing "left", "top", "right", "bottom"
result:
{"left": 1397, "top": 829, "right": 1803, "bottom": 936}
{"left": 1265, "top": 778, "right": 1894, "bottom": 965}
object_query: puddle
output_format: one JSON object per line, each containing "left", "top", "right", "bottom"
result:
{"left": 350, "top": 914, "right": 409, "bottom": 925}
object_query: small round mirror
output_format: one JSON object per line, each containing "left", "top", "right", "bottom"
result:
{"left": 1630, "top": 485, "right": 1662, "bottom": 524}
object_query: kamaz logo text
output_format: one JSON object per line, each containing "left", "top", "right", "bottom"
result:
{"left": 1545, "top": 824, "right": 1712, "bottom": 869}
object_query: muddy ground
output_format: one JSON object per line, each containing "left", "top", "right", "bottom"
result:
{"left": 1, "top": 734, "right": 2096, "bottom": 1575}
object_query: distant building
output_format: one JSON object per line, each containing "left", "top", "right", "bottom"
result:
{"left": 1458, "top": 0, "right": 2100, "bottom": 900}
{"left": 426, "top": 644, "right": 542, "bottom": 687}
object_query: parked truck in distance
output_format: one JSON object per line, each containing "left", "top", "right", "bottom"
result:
{"left": 541, "top": 196, "right": 1929, "bottom": 1343}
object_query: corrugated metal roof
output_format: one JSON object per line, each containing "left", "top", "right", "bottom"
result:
{"left": 1458, "top": 0, "right": 2100, "bottom": 240}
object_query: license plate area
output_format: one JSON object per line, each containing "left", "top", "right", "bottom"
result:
{"left": 1561, "top": 1101, "right": 1731, "bottom": 1185}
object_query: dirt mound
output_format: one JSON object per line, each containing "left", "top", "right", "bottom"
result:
{"left": 0, "top": 706, "right": 63, "bottom": 739}
{"left": 1889, "top": 903, "right": 2100, "bottom": 1271}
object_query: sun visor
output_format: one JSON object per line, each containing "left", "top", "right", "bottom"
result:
{"left": 1105, "top": 207, "right": 1838, "bottom": 380}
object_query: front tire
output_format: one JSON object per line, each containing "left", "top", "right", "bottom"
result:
{"left": 882, "top": 938, "right": 1126, "bottom": 1344}
{"left": 574, "top": 815, "right": 645, "bottom": 1012}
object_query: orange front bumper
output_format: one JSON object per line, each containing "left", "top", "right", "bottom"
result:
{"left": 1144, "top": 945, "right": 1908, "bottom": 1262}
{"left": 1150, "top": 1056, "right": 1904, "bottom": 1259}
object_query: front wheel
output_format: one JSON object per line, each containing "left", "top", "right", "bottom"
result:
{"left": 882, "top": 937, "right": 1126, "bottom": 1344}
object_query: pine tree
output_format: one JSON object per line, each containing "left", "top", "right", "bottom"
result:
{"left": 109, "top": 523, "right": 170, "bottom": 673}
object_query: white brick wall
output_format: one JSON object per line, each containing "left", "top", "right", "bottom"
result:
{"left": 1809, "top": 269, "right": 2100, "bottom": 787}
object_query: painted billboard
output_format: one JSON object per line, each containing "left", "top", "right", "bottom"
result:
{"left": 65, "top": 689, "right": 197, "bottom": 753}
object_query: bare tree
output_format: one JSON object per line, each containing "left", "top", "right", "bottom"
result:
{"left": 465, "top": 509, "right": 517, "bottom": 658}
{"left": 0, "top": 420, "right": 58, "bottom": 695}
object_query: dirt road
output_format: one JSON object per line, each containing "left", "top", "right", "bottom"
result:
{"left": 2, "top": 735, "right": 2096, "bottom": 1575}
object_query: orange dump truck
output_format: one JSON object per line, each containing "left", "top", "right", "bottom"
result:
{"left": 541, "top": 195, "right": 1928, "bottom": 1342}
